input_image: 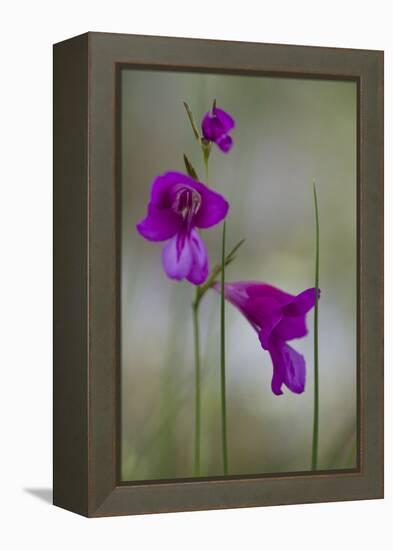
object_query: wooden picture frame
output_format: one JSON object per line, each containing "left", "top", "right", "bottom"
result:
{"left": 53, "top": 32, "right": 383, "bottom": 517}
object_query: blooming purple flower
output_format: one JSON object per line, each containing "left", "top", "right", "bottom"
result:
{"left": 136, "top": 171, "right": 229, "bottom": 285}
{"left": 214, "top": 281, "right": 320, "bottom": 395}
{"left": 202, "top": 105, "right": 235, "bottom": 153}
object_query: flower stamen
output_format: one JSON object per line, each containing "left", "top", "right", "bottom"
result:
{"left": 172, "top": 185, "right": 202, "bottom": 228}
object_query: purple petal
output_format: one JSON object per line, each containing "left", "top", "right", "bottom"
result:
{"left": 217, "top": 134, "right": 233, "bottom": 153}
{"left": 194, "top": 185, "right": 229, "bottom": 229}
{"left": 201, "top": 106, "right": 235, "bottom": 143}
{"left": 269, "top": 341, "right": 306, "bottom": 395}
{"left": 215, "top": 284, "right": 285, "bottom": 344}
{"left": 213, "top": 107, "right": 235, "bottom": 133}
{"left": 213, "top": 282, "right": 257, "bottom": 330}
{"left": 149, "top": 171, "right": 195, "bottom": 207}
{"left": 246, "top": 283, "right": 294, "bottom": 306}
{"left": 269, "top": 346, "right": 285, "bottom": 396}
{"left": 201, "top": 113, "right": 224, "bottom": 141}
{"left": 186, "top": 230, "right": 209, "bottom": 285}
{"left": 136, "top": 206, "right": 180, "bottom": 241}
{"left": 248, "top": 297, "right": 283, "bottom": 349}
{"left": 281, "top": 344, "right": 306, "bottom": 393}
{"left": 162, "top": 233, "right": 192, "bottom": 281}
{"left": 284, "top": 288, "right": 320, "bottom": 316}
{"left": 146, "top": 171, "right": 229, "bottom": 230}
{"left": 161, "top": 230, "right": 209, "bottom": 285}
{"left": 275, "top": 315, "right": 308, "bottom": 341}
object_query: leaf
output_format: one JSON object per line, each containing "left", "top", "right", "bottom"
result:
{"left": 226, "top": 238, "right": 246, "bottom": 263}
{"left": 183, "top": 101, "right": 200, "bottom": 141}
{"left": 183, "top": 154, "right": 199, "bottom": 181}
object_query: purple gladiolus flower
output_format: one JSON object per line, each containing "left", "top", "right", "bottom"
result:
{"left": 136, "top": 171, "right": 229, "bottom": 285}
{"left": 214, "top": 281, "right": 320, "bottom": 396}
{"left": 202, "top": 105, "right": 235, "bottom": 153}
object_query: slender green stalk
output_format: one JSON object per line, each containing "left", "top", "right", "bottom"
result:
{"left": 204, "top": 156, "right": 209, "bottom": 183}
{"left": 191, "top": 137, "right": 209, "bottom": 477}
{"left": 192, "top": 298, "right": 201, "bottom": 476}
{"left": 311, "top": 182, "right": 320, "bottom": 471}
{"left": 202, "top": 140, "right": 211, "bottom": 184}
{"left": 220, "top": 221, "right": 229, "bottom": 474}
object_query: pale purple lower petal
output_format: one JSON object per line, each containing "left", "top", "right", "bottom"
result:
{"left": 186, "top": 230, "right": 209, "bottom": 285}
{"left": 161, "top": 230, "right": 209, "bottom": 285}
{"left": 161, "top": 233, "right": 192, "bottom": 281}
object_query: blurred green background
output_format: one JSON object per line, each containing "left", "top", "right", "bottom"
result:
{"left": 120, "top": 69, "right": 357, "bottom": 481}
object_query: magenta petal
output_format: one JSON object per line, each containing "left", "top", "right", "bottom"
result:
{"left": 136, "top": 170, "right": 229, "bottom": 283}
{"left": 216, "top": 280, "right": 315, "bottom": 396}
{"left": 201, "top": 106, "right": 235, "bottom": 146}
{"left": 162, "top": 233, "right": 192, "bottom": 281}
{"left": 201, "top": 113, "right": 222, "bottom": 141}
{"left": 284, "top": 288, "right": 320, "bottom": 316}
{"left": 269, "top": 341, "right": 305, "bottom": 395}
{"left": 217, "top": 134, "right": 233, "bottom": 153}
{"left": 250, "top": 298, "right": 282, "bottom": 349}
{"left": 186, "top": 230, "right": 209, "bottom": 285}
{"left": 147, "top": 171, "right": 229, "bottom": 230}
{"left": 212, "top": 281, "right": 258, "bottom": 330}
{"left": 268, "top": 345, "right": 285, "bottom": 395}
{"left": 136, "top": 206, "right": 180, "bottom": 241}
{"left": 194, "top": 186, "right": 229, "bottom": 229}
{"left": 246, "top": 283, "right": 294, "bottom": 305}
{"left": 213, "top": 107, "right": 235, "bottom": 132}
{"left": 275, "top": 315, "right": 308, "bottom": 341}
{"left": 213, "top": 281, "right": 246, "bottom": 302}
{"left": 150, "top": 171, "right": 194, "bottom": 207}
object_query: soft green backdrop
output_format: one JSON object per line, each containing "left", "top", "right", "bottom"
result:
{"left": 120, "top": 69, "right": 357, "bottom": 481}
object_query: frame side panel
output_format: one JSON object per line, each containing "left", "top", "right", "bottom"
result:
{"left": 359, "top": 51, "right": 384, "bottom": 495}
{"left": 53, "top": 33, "right": 89, "bottom": 516}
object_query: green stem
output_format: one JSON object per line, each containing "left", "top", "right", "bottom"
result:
{"left": 192, "top": 140, "right": 208, "bottom": 478}
{"left": 204, "top": 156, "right": 209, "bottom": 183}
{"left": 311, "top": 182, "right": 320, "bottom": 471}
{"left": 192, "top": 297, "right": 201, "bottom": 476}
{"left": 220, "top": 221, "right": 229, "bottom": 474}
{"left": 193, "top": 238, "right": 245, "bottom": 309}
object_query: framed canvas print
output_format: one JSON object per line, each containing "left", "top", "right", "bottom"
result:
{"left": 53, "top": 32, "right": 384, "bottom": 517}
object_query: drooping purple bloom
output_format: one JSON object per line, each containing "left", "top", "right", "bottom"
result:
{"left": 214, "top": 281, "right": 320, "bottom": 396}
{"left": 136, "top": 171, "right": 229, "bottom": 285}
{"left": 201, "top": 105, "right": 235, "bottom": 153}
